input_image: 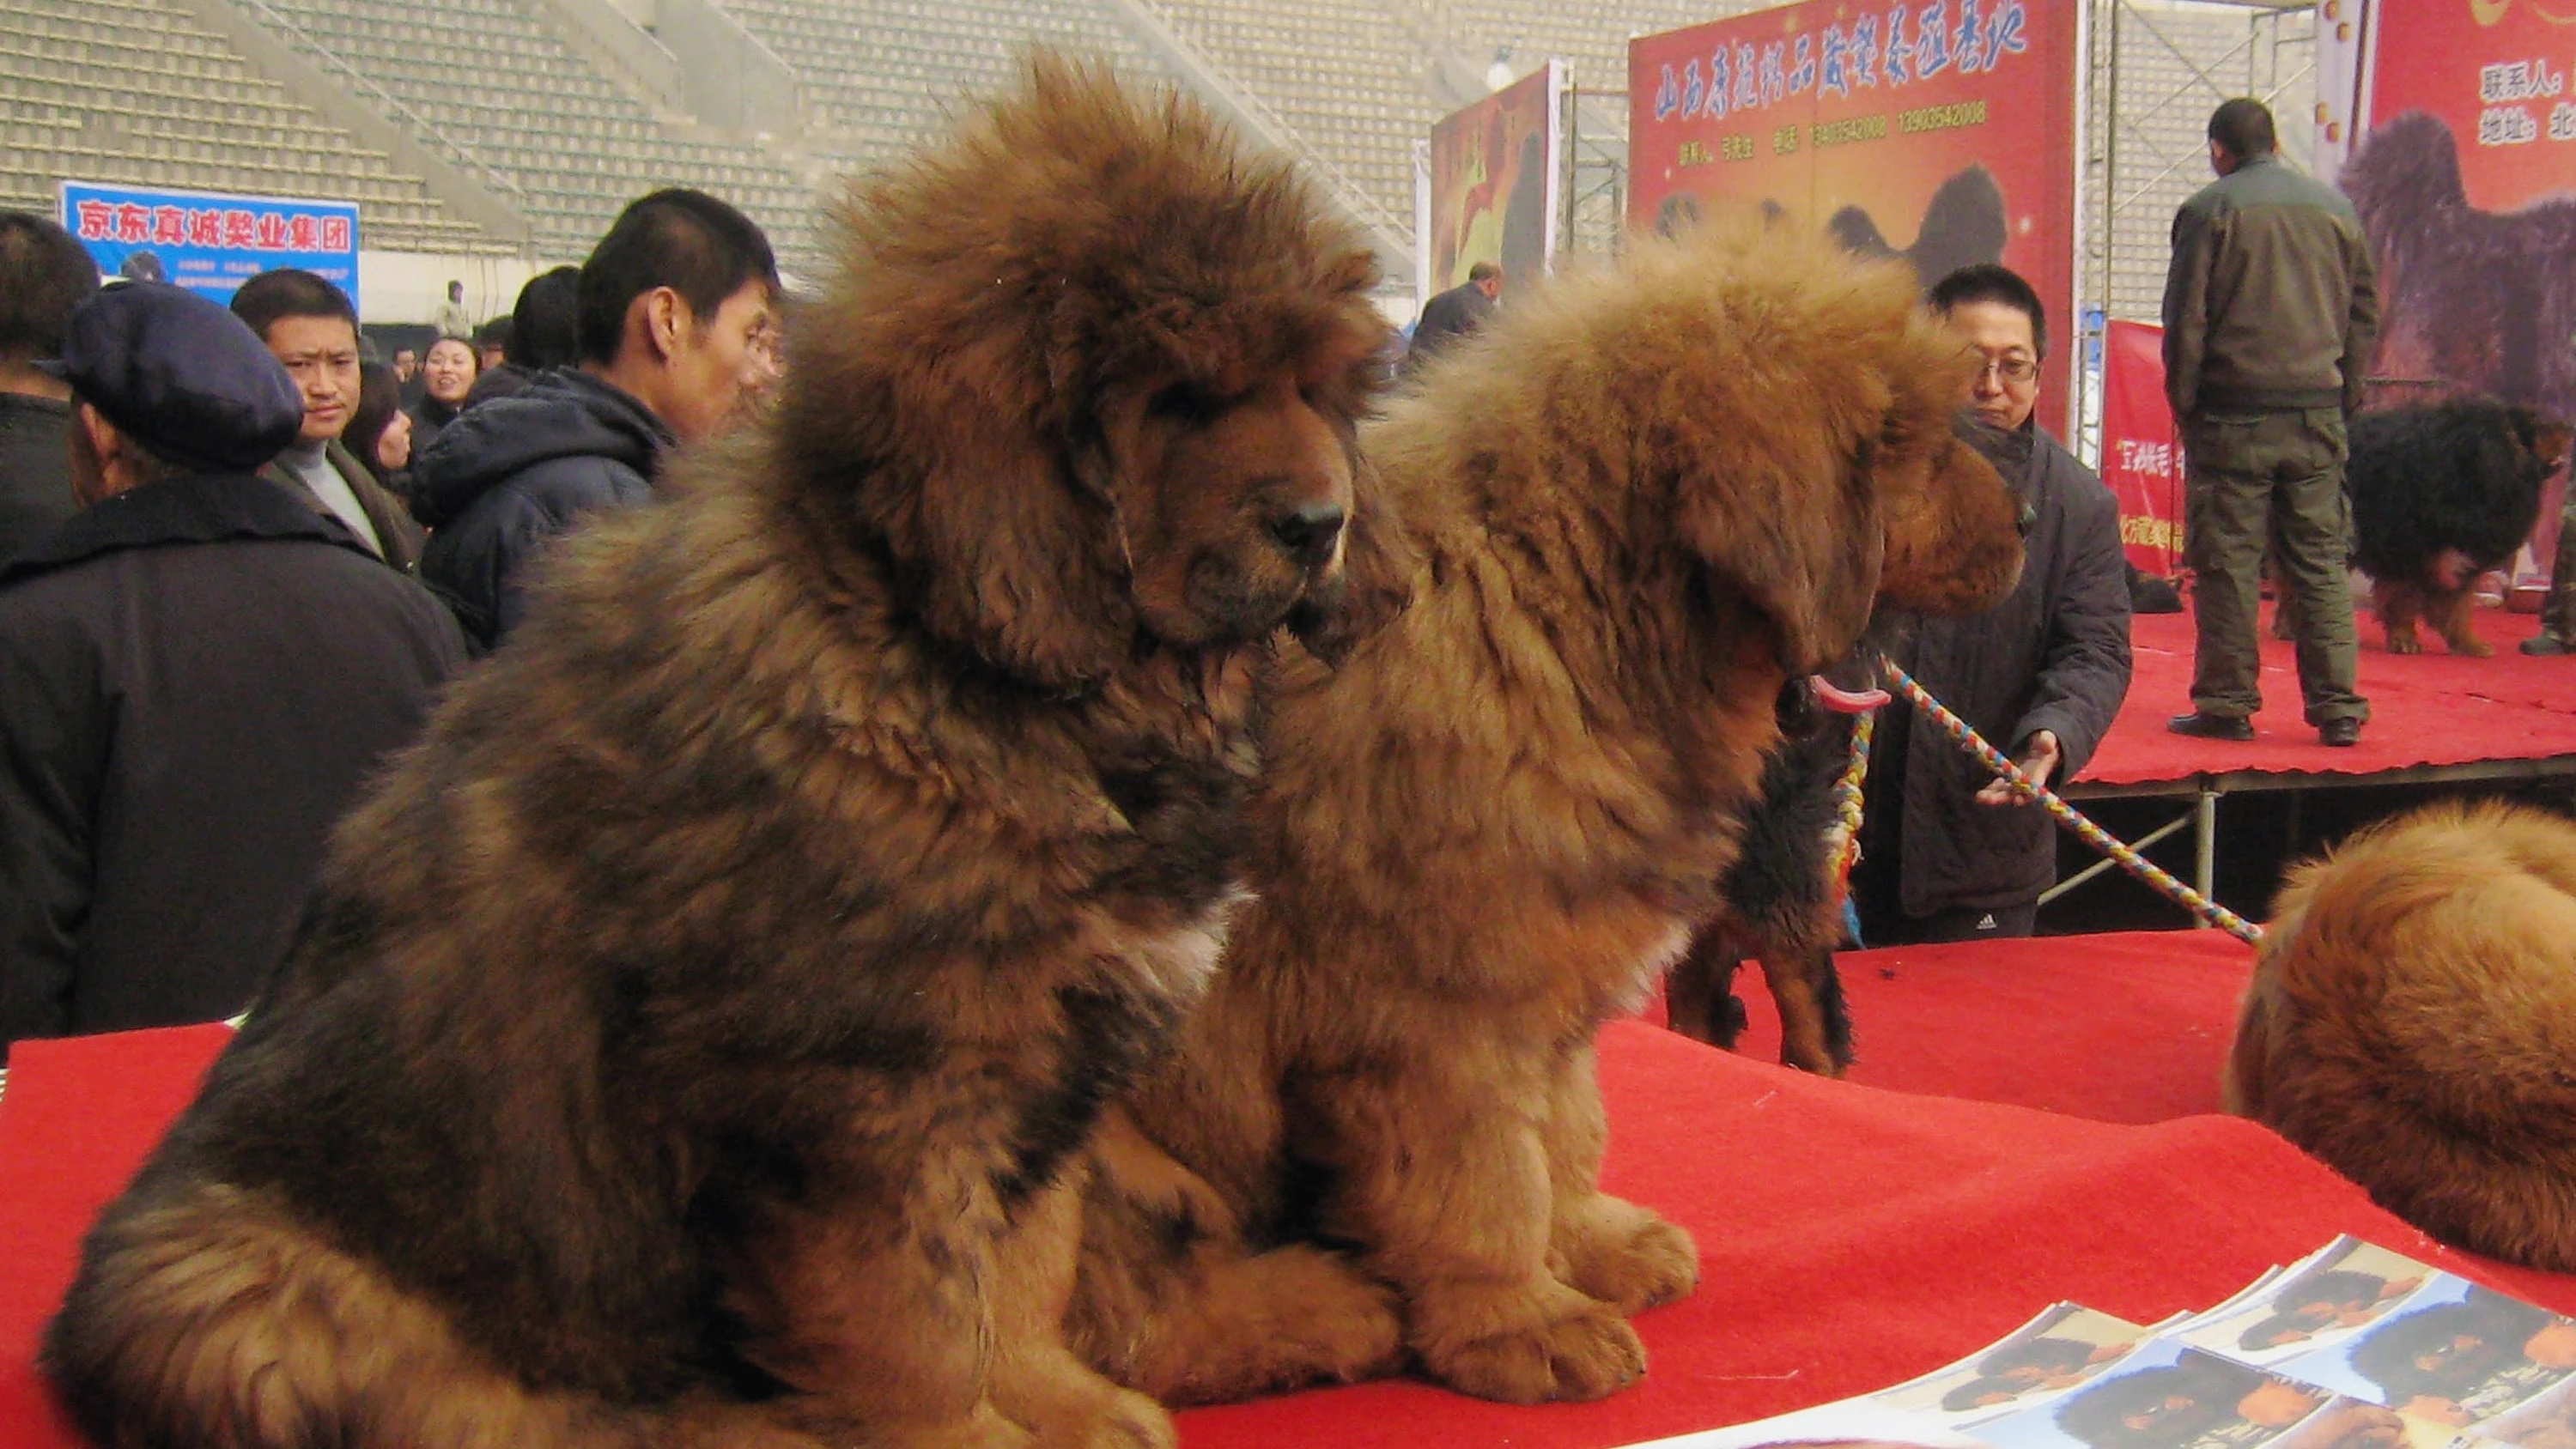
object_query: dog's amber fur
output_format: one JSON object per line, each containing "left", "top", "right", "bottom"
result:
{"left": 2227, "top": 799, "right": 2576, "bottom": 1273}
{"left": 1068, "top": 226, "right": 2029, "bottom": 1406}
{"left": 42, "top": 60, "right": 1408, "bottom": 1449}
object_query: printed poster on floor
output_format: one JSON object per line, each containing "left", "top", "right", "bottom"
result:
{"left": 1422, "top": 61, "right": 1564, "bottom": 305}
{"left": 58, "top": 180, "right": 360, "bottom": 308}
{"left": 1627, "top": 0, "right": 2081, "bottom": 436}
{"left": 2348, "top": 0, "right": 2576, "bottom": 590}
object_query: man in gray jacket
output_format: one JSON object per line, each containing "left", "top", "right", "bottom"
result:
{"left": 2162, "top": 98, "right": 2379, "bottom": 747}
{"left": 1854, "top": 264, "right": 2132, "bottom": 944}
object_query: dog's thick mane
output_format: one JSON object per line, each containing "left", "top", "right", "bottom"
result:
{"left": 771, "top": 55, "right": 1390, "bottom": 692}
{"left": 1370, "top": 222, "right": 1965, "bottom": 691}
{"left": 1250, "top": 222, "right": 1976, "bottom": 977}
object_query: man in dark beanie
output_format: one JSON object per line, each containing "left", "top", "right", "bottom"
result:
{"left": 0, "top": 282, "right": 466, "bottom": 1046}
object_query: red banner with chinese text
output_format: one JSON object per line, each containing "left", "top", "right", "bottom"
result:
{"left": 2102, "top": 320, "right": 2184, "bottom": 578}
{"left": 1626, "top": 0, "right": 2080, "bottom": 436}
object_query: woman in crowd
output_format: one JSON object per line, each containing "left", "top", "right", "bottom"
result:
{"left": 345, "top": 361, "right": 415, "bottom": 498}
{"left": 408, "top": 335, "right": 480, "bottom": 449}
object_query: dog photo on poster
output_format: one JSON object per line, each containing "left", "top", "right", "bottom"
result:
{"left": 1424, "top": 63, "right": 1563, "bottom": 297}
{"left": 2348, "top": 0, "right": 2576, "bottom": 582}
{"left": 1628, "top": 0, "right": 2080, "bottom": 436}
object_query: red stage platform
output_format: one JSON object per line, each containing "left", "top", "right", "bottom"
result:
{"left": 7, "top": 931, "right": 2573, "bottom": 1449}
{"left": 2074, "top": 602, "right": 2576, "bottom": 790}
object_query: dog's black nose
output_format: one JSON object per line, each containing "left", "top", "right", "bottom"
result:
{"left": 1270, "top": 501, "right": 1346, "bottom": 570}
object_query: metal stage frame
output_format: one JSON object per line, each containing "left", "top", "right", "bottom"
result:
{"left": 2050, "top": 755, "right": 2576, "bottom": 925}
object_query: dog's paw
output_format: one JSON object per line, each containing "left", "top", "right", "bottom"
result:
{"left": 1418, "top": 1294, "right": 1648, "bottom": 1404}
{"left": 871, "top": 1402, "right": 1037, "bottom": 1449}
{"left": 2385, "top": 631, "right": 2424, "bottom": 655}
{"left": 2451, "top": 637, "right": 2494, "bottom": 658}
{"left": 1136, "top": 1245, "right": 1406, "bottom": 1404}
{"left": 1553, "top": 1196, "right": 1700, "bottom": 1316}
{"left": 1234, "top": 1247, "right": 1406, "bottom": 1387}
{"left": 1004, "top": 1383, "right": 1173, "bottom": 1449}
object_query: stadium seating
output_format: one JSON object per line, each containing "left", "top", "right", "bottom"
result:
{"left": 240, "top": 0, "right": 826, "bottom": 269}
{"left": 0, "top": 0, "right": 504, "bottom": 252}
{"left": 720, "top": 0, "right": 1163, "bottom": 157}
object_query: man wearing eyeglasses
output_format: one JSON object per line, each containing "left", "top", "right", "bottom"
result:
{"left": 1852, "top": 263, "right": 2131, "bottom": 944}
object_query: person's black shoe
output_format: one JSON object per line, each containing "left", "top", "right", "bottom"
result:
{"left": 2167, "top": 711, "right": 2255, "bottom": 741}
{"left": 2319, "top": 718, "right": 2362, "bottom": 747}
{"left": 2521, "top": 634, "right": 2573, "bottom": 657}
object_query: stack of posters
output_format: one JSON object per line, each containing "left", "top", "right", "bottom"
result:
{"left": 1632, "top": 1238, "right": 2576, "bottom": 1449}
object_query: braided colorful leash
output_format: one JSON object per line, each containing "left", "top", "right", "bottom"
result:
{"left": 1878, "top": 658, "right": 2266, "bottom": 946}
{"left": 1827, "top": 709, "right": 1874, "bottom": 889}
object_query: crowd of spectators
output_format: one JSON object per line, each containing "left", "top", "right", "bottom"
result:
{"left": 0, "top": 187, "right": 780, "bottom": 1045}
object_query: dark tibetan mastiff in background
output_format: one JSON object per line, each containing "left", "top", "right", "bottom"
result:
{"left": 43, "top": 58, "right": 1407, "bottom": 1449}
{"left": 2273, "top": 397, "right": 2571, "bottom": 655}
{"left": 2227, "top": 799, "right": 2576, "bottom": 1273}
{"left": 2348, "top": 398, "right": 2572, "bottom": 656}
{"left": 1662, "top": 668, "right": 1868, "bottom": 1076}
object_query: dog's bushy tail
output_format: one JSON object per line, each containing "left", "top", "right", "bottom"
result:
{"left": 44, "top": 1182, "right": 813, "bottom": 1449}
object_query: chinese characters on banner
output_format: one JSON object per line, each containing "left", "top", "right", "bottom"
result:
{"left": 1627, "top": 0, "right": 2079, "bottom": 436}
{"left": 1423, "top": 63, "right": 1564, "bottom": 304}
{"left": 58, "top": 180, "right": 360, "bottom": 307}
{"left": 2100, "top": 320, "right": 2184, "bottom": 578}
{"left": 2347, "top": 0, "right": 2576, "bottom": 594}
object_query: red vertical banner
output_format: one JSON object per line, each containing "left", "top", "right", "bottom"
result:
{"left": 2100, "top": 320, "right": 2184, "bottom": 578}
{"left": 1425, "top": 63, "right": 1564, "bottom": 303}
{"left": 1627, "top": 0, "right": 2080, "bottom": 437}
{"left": 2349, "top": 0, "right": 2576, "bottom": 596}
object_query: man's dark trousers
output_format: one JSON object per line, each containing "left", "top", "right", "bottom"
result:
{"left": 2183, "top": 406, "right": 2370, "bottom": 727}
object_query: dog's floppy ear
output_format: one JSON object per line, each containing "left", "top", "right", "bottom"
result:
{"left": 909, "top": 417, "right": 1136, "bottom": 692}
{"left": 1289, "top": 444, "right": 1415, "bottom": 666}
{"left": 832, "top": 349, "right": 1139, "bottom": 690}
{"left": 1674, "top": 452, "right": 1883, "bottom": 677}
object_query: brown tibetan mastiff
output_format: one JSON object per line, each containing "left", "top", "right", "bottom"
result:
{"left": 1067, "top": 225, "right": 2029, "bottom": 1406}
{"left": 43, "top": 59, "right": 1406, "bottom": 1449}
{"left": 2227, "top": 799, "right": 2576, "bottom": 1273}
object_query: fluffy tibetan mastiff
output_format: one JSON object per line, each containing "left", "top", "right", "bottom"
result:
{"left": 2271, "top": 397, "right": 2571, "bottom": 655}
{"left": 1068, "top": 224, "right": 2028, "bottom": 1406}
{"left": 44, "top": 59, "right": 1406, "bottom": 1449}
{"left": 2348, "top": 399, "right": 2572, "bottom": 656}
{"left": 2227, "top": 800, "right": 2576, "bottom": 1272}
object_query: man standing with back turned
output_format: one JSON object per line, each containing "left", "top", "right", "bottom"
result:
{"left": 2163, "top": 97, "right": 2378, "bottom": 748}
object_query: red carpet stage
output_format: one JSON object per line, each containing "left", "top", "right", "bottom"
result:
{"left": 2076, "top": 603, "right": 2576, "bottom": 788}
{"left": 2026, "top": 602, "right": 2576, "bottom": 922}
{"left": 8, "top": 931, "right": 2576, "bottom": 1449}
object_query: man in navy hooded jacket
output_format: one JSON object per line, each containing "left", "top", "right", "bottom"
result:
{"left": 413, "top": 189, "right": 780, "bottom": 649}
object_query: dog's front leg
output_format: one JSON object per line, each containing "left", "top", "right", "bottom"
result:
{"left": 1302, "top": 1027, "right": 1647, "bottom": 1405}
{"left": 721, "top": 1177, "right": 1030, "bottom": 1449}
{"left": 986, "top": 1161, "right": 1177, "bottom": 1449}
{"left": 1541, "top": 1040, "right": 1702, "bottom": 1313}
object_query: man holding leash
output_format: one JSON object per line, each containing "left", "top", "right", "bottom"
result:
{"left": 1852, "top": 264, "right": 2131, "bottom": 944}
